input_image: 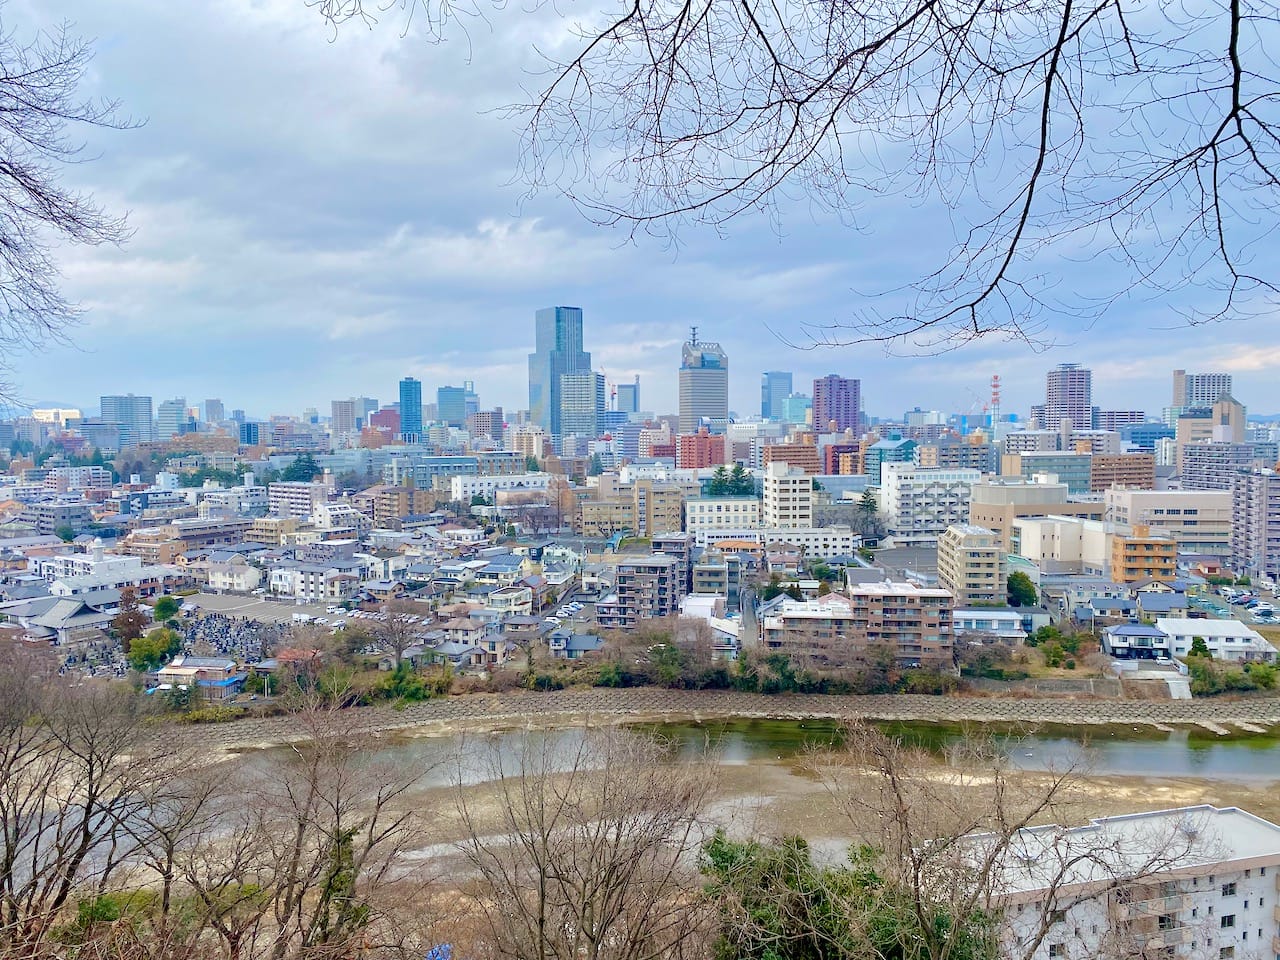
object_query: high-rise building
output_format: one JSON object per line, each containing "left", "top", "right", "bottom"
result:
{"left": 1043, "top": 363, "right": 1093, "bottom": 430}
{"left": 528, "top": 306, "right": 592, "bottom": 437}
{"left": 762, "top": 462, "right": 814, "bottom": 528}
{"left": 354, "top": 397, "right": 379, "bottom": 427}
{"left": 1231, "top": 469, "right": 1280, "bottom": 581}
{"left": 676, "top": 428, "right": 726, "bottom": 469}
{"left": 937, "top": 524, "right": 1005, "bottom": 606}
{"left": 812, "top": 374, "right": 861, "bottom": 432}
{"left": 204, "top": 399, "right": 225, "bottom": 424}
{"left": 559, "top": 371, "right": 606, "bottom": 440}
{"left": 156, "top": 398, "right": 188, "bottom": 441}
{"left": 330, "top": 400, "right": 357, "bottom": 437}
{"left": 1173, "top": 369, "right": 1232, "bottom": 408}
{"left": 616, "top": 376, "right": 640, "bottom": 414}
{"left": 436, "top": 386, "right": 467, "bottom": 427}
{"left": 398, "top": 377, "right": 423, "bottom": 441}
{"left": 760, "top": 371, "right": 793, "bottom": 420}
{"left": 100, "top": 395, "right": 155, "bottom": 446}
{"left": 239, "top": 422, "right": 262, "bottom": 446}
{"left": 677, "top": 328, "right": 728, "bottom": 433}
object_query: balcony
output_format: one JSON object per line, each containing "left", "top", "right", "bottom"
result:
{"left": 1112, "top": 894, "right": 1192, "bottom": 919}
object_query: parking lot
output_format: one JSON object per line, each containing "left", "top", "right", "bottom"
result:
{"left": 188, "top": 593, "right": 336, "bottom": 624}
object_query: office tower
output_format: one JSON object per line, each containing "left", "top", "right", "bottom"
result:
{"left": 398, "top": 377, "right": 423, "bottom": 440}
{"left": 354, "top": 397, "right": 379, "bottom": 427}
{"left": 780, "top": 393, "right": 812, "bottom": 425}
{"left": 470, "top": 408, "right": 504, "bottom": 442}
{"left": 812, "top": 374, "right": 861, "bottom": 432}
{"left": 1173, "top": 369, "right": 1232, "bottom": 408}
{"left": 100, "top": 395, "right": 155, "bottom": 446}
{"left": 204, "top": 399, "right": 225, "bottom": 423}
{"left": 760, "top": 371, "right": 793, "bottom": 420}
{"left": 616, "top": 376, "right": 640, "bottom": 414}
{"left": 559, "top": 371, "right": 606, "bottom": 440}
{"left": 437, "top": 386, "right": 467, "bottom": 427}
{"left": 231, "top": 409, "right": 246, "bottom": 424}
{"left": 528, "top": 305, "right": 592, "bottom": 437}
{"left": 463, "top": 380, "right": 479, "bottom": 419}
{"left": 239, "top": 422, "right": 262, "bottom": 445}
{"left": 330, "top": 399, "right": 357, "bottom": 436}
{"left": 1043, "top": 363, "right": 1093, "bottom": 430}
{"left": 677, "top": 327, "right": 728, "bottom": 434}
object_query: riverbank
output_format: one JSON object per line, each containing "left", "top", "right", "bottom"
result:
{"left": 203, "top": 688, "right": 1280, "bottom": 751}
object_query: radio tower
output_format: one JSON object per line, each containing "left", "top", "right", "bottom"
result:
{"left": 990, "top": 374, "right": 1002, "bottom": 441}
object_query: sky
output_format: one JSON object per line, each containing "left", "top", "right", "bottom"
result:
{"left": 9, "top": 0, "right": 1280, "bottom": 422}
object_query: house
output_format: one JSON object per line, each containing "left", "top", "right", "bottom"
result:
{"left": 548, "top": 629, "right": 606, "bottom": 660}
{"left": 0, "top": 595, "right": 114, "bottom": 646}
{"left": 156, "top": 655, "right": 246, "bottom": 702}
{"left": 952, "top": 608, "right": 1027, "bottom": 644}
{"left": 1101, "top": 622, "right": 1173, "bottom": 660}
{"left": 426, "top": 640, "right": 486, "bottom": 669}
{"left": 364, "top": 580, "right": 406, "bottom": 603}
{"left": 487, "top": 585, "right": 534, "bottom": 617}
{"left": 1154, "top": 617, "right": 1277, "bottom": 662}
{"left": 1134, "top": 592, "right": 1189, "bottom": 620}
{"left": 207, "top": 553, "right": 262, "bottom": 593}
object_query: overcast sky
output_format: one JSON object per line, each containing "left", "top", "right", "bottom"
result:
{"left": 10, "top": 0, "right": 1280, "bottom": 421}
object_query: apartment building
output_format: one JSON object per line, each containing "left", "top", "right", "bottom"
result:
{"left": 997, "top": 805, "right": 1280, "bottom": 960}
{"left": 761, "top": 440, "right": 822, "bottom": 475}
{"left": 652, "top": 532, "right": 695, "bottom": 596}
{"left": 762, "top": 462, "right": 814, "bottom": 529}
{"left": 684, "top": 496, "right": 761, "bottom": 536}
{"left": 1001, "top": 451, "right": 1093, "bottom": 494}
{"left": 698, "top": 525, "right": 859, "bottom": 560}
{"left": 676, "top": 428, "right": 727, "bottom": 469}
{"left": 761, "top": 581, "right": 955, "bottom": 669}
{"left": 879, "top": 464, "right": 981, "bottom": 545}
{"left": 595, "top": 554, "right": 681, "bottom": 629}
{"left": 1090, "top": 453, "right": 1156, "bottom": 492}
{"left": 968, "top": 476, "right": 1105, "bottom": 551}
{"left": 1181, "top": 441, "right": 1268, "bottom": 491}
{"left": 267, "top": 481, "right": 330, "bottom": 520}
{"left": 937, "top": 524, "right": 1005, "bottom": 606}
{"left": 1230, "top": 468, "right": 1280, "bottom": 582}
{"left": 449, "top": 472, "right": 551, "bottom": 502}
{"left": 914, "top": 438, "right": 998, "bottom": 474}
{"left": 575, "top": 477, "right": 685, "bottom": 538}
{"left": 1109, "top": 523, "right": 1178, "bottom": 584}
{"left": 1105, "top": 488, "right": 1232, "bottom": 558}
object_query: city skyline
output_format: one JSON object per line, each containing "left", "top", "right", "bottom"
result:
{"left": 7, "top": 1, "right": 1280, "bottom": 422}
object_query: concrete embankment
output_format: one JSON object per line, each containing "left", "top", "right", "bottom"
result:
{"left": 198, "top": 689, "right": 1280, "bottom": 751}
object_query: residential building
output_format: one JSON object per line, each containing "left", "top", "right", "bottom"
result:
{"left": 1180, "top": 441, "right": 1265, "bottom": 491}
{"left": 529, "top": 306, "right": 592, "bottom": 437}
{"left": 469, "top": 408, "right": 504, "bottom": 443}
{"left": 1172, "top": 368, "right": 1232, "bottom": 408}
{"left": 1092, "top": 409, "right": 1147, "bottom": 432}
{"left": 1105, "top": 488, "right": 1232, "bottom": 558}
{"left": 915, "top": 437, "right": 998, "bottom": 473}
{"left": 1230, "top": 468, "right": 1280, "bottom": 582}
{"left": 576, "top": 476, "right": 686, "bottom": 538}
{"left": 156, "top": 656, "right": 246, "bottom": 702}
{"left": 1089, "top": 453, "right": 1155, "bottom": 491}
{"left": 20, "top": 500, "right": 92, "bottom": 536}
{"left": 1175, "top": 395, "right": 1247, "bottom": 451}
{"left": 676, "top": 428, "right": 726, "bottom": 469}
{"left": 995, "top": 805, "right": 1280, "bottom": 960}
{"left": 652, "top": 532, "right": 695, "bottom": 596}
{"left": 1154, "top": 618, "right": 1276, "bottom": 661}
{"left": 1042, "top": 362, "right": 1093, "bottom": 430}
{"left": 762, "top": 462, "right": 814, "bottom": 529}
{"left": 450, "top": 473, "right": 551, "bottom": 503}
{"left": 1109, "top": 523, "right": 1178, "bottom": 583}
{"left": 207, "top": 555, "right": 262, "bottom": 593}
{"left": 268, "top": 481, "right": 330, "bottom": 520}
{"left": 558, "top": 370, "right": 606, "bottom": 441}
{"left": 812, "top": 374, "right": 861, "bottom": 432}
{"left": 99, "top": 394, "right": 155, "bottom": 446}
{"left": 506, "top": 425, "right": 552, "bottom": 462}
{"left": 155, "top": 398, "right": 188, "bottom": 440}
{"left": 330, "top": 399, "right": 357, "bottom": 438}
{"left": 952, "top": 608, "right": 1026, "bottom": 643}
{"left": 677, "top": 329, "right": 728, "bottom": 433}
{"left": 698, "top": 526, "right": 859, "bottom": 559}
{"left": 761, "top": 439, "right": 822, "bottom": 475}
{"left": 760, "top": 371, "right": 793, "bottom": 420}
{"left": 597, "top": 554, "right": 681, "bottom": 628}
{"left": 879, "top": 464, "right": 981, "bottom": 544}
{"left": 864, "top": 436, "right": 917, "bottom": 484}
{"left": 937, "top": 524, "right": 1005, "bottom": 606}
{"left": 1001, "top": 429, "right": 1061, "bottom": 454}
{"left": 1001, "top": 451, "right": 1093, "bottom": 495}
{"left": 398, "top": 377, "right": 423, "bottom": 440}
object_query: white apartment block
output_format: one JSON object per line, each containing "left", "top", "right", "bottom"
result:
{"left": 762, "top": 462, "right": 814, "bottom": 528}
{"left": 311, "top": 502, "right": 373, "bottom": 538}
{"left": 1105, "top": 488, "right": 1233, "bottom": 558}
{"left": 268, "top": 481, "right": 330, "bottom": 520}
{"left": 1154, "top": 618, "right": 1277, "bottom": 662}
{"left": 198, "top": 484, "right": 269, "bottom": 518}
{"left": 997, "top": 805, "right": 1280, "bottom": 960}
{"left": 44, "top": 465, "right": 113, "bottom": 490}
{"left": 879, "top": 464, "right": 982, "bottom": 544}
{"left": 697, "top": 526, "right": 859, "bottom": 559}
{"left": 450, "top": 472, "right": 551, "bottom": 502}
{"left": 684, "top": 496, "right": 761, "bottom": 535}
{"left": 936, "top": 524, "right": 1006, "bottom": 606}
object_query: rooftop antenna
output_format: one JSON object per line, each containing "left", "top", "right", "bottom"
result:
{"left": 690, "top": 325, "right": 699, "bottom": 346}
{"left": 990, "top": 374, "right": 1002, "bottom": 441}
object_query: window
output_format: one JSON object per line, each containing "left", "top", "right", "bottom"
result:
{"left": 1220, "top": 914, "right": 1235, "bottom": 929}
{"left": 1218, "top": 948, "right": 1234, "bottom": 959}
{"left": 1048, "top": 945, "right": 1064, "bottom": 959}
{"left": 1050, "top": 909, "right": 1066, "bottom": 925}
{"left": 1222, "top": 882, "right": 1236, "bottom": 896}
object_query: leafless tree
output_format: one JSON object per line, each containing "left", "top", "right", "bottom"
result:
{"left": 372, "top": 601, "right": 427, "bottom": 668}
{"left": 316, "top": 0, "right": 1280, "bottom": 348}
{"left": 0, "top": 14, "right": 132, "bottom": 399}
{"left": 455, "top": 726, "right": 717, "bottom": 960}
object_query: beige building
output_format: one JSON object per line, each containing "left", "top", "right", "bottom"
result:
{"left": 1109, "top": 523, "right": 1178, "bottom": 584}
{"left": 762, "top": 462, "right": 814, "bottom": 529}
{"left": 1089, "top": 453, "right": 1155, "bottom": 492}
{"left": 684, "top": 496, "right": 761, "bottom": 535}
{"left": 1104, "top": 487, "right": 1232, "bottom": 558}
{"left": 936, "top": 524, "right": 1005, "bottom": 606}
{"left": 967, "top": 476, "right": 1104, "bottom": 551}
{"left": 575, "top": 477, "right": 685, "bottom": 538}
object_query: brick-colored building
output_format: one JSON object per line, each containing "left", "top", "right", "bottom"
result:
{"left": 1090, "top": 453, "right": 1155, "bottom": 492}
{"left": 1109, "top": 523, "right": 1177, "bottom": 584}
{"left": 762, "top": 440, "right": 821, "bottom": 475}
{"left": 676, "top": 428, "right": 726, "bottom": 469}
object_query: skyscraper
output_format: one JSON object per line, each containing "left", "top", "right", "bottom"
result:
{"left": 559, "top": 371, "right": 607, "bottom": 440}
{"left": 331, "top": 399, "right": 357, "bottom": 437}
{"left": 528, "top": 306, "right": 592, "bottom": 437}
{"left": 1172, "top": 369, "right": 1232, "bottom": 408}
{"left": 812, "top": 374, "right": 861, "bottom": 432}
{"left": 437, "top": 386, "right": 467, "bottom": 427}
{"left": 616, "top": 376, "right": 640, "bottom": 414}
{"left": 678, "top": 328, "right": 728, "bottom": 434}
{"left": 1043, "top": 363, "right": 1093, "bottom": 431}
{"left": 203, "top": 399, "right": 225, "bottom": 423}
{"left": 156, "top": 398, "right": 188, "bottom": 441}
{"left": 398, "top": 377, "right": 423, "bottom": 441}
{"left": 760, "top": 371, "right": 793, "bottom": 420}
{"left": 100, "top": 395, "right": 155, "bottom": 446}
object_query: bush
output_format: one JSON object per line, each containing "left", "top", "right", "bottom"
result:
{"left": 181, "top": 706, "right": 238, "bottom": 724}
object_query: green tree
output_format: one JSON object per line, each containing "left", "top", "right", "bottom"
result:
{"left": 470, "top": 493, "right": 491, "bottom": 507}
{"left": 152, "top": 595, "right": 180, "bottom": 622}
{"left": 127, "top": 627, "right": 181, "bottom": 673}
{"left": 728, "top": 462, "right": 754, "bottom": 495}
{"left": 1188, "top": 636, "right": 1211, "bottom": 658}
{"left": 525, "top": 455, "right": 541, "bottom": 472}
{"left": 282, "top": 453, "right": 322, "bottom": 482}
{"left": 588, "top": 453, "right": 604, "bottom": 476}
{"left": 1006, "top": 571, "right": 1038, "bottom": 607}
{"left": 54, "top": 525, "right": 76, "bottom": 542}
{"left": 858, "top": 489, "right": 879, "bottom": 515}
{"left": 706, "top": 464, "right": 730, "bottom": 496}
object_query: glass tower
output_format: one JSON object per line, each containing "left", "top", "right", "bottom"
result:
{"left": 399, "top": 377, "right": 423, "bottom": 440}
{"left": 760, "top": 371, "right": 793, "bottom": 420}
{"left": 528, "top": 306, "right": 592, "bottom": 437}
